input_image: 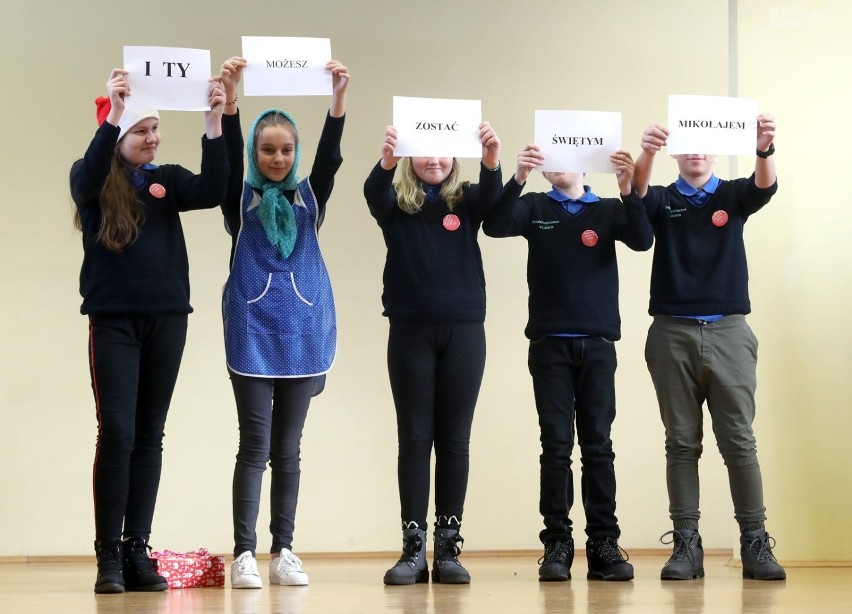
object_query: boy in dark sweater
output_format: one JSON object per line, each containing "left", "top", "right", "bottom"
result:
{"left": 634, "top": 114, "right": 786, "bottom": 581}
{"left": 483, "top": 144, "right": 652, "bottom": 582}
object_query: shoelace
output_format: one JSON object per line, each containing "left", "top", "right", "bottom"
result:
{"left": 235, "top": 555, "right": 258, "bottom": 575}
{"left": 743, "top": 534, "right": 778, "bottom": 563}
{"left": 538, "top": 541, "right": 571, "bottom": 565}
{"left": 436, "top": 533, "right": 464, "bottom": 562}
{"left": 278, "top": 550, "right": 305, "bottom": 571}
{"left": 398, "top": 534, "right": 424, "bottom": 564}
{"left": 591, "top": 537, "right": 629, "bottom": 564}
{"left": 660, "top": 530, "right": 698, "bottom": 565}
{"left": 124, "top": 539, "right": 157, "bottom": 572}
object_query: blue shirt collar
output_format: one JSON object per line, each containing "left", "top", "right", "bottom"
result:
{"left": 675, "top": 174, "right": 720, "bottom": 196}
{"left": 128, "top": 163, "right": 158, "bottom": 189}
{"left": 546, "top": 185, "right": 600, "bottom": 204}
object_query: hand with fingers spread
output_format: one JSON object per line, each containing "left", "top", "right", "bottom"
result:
{"left": 514, "top": 144, "right": 545, "bottom": 184}
{"left": 380, "top": 125, "right": 400, "bottom": 170}
{"left": 479, "top": 121, "right": 501, "bottom": 170}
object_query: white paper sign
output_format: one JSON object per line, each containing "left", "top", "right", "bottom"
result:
{"left": 242, "top": 36, "right": 332, "bottom": 96}
{"left": 392, "top": 96, "right": 482, "bottom": 158}
{"left": 667, "top": 95, "right": 758, "bottom": 155}
{"left": 535, "top": 110, "right": 622, "bottom": 173}
{"left": 123, "top": 46, "right": 211, "bottom": 111}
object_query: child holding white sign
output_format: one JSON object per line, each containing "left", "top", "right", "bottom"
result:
{"left": 634, "top": 115, "right": 786, "bottom": 581}
{"left": 70, "top": 68, "right": 228, "bottom": 594}
{"left": 483, "top": 144, "right": 652, "bottom": 582}
{"left": 218, "top": 56, "right": 349, "bottom": 590}
{"left": 364, "top": 123, "right": 502, "bottom": 585}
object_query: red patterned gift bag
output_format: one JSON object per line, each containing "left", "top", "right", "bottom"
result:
{"left": 150, "top": 548, "right": 226, "bottom": 588}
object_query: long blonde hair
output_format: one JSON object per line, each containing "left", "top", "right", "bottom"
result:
{"left": 73, "top": 149, "right": 144, "bottom": 253}
{"left": 394, "top": 158, "right": 468, "bottom": 214}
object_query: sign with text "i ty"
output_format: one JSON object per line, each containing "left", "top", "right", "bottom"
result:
{"left": 124, "top": 46, "right": 212, "bottom": 111}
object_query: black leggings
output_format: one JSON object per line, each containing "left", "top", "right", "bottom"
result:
{"left": 230, "top": 373, "right": 314, "bottom": 556}
{"left": 387, "top": 319, "right": 486, "bottom": 529}
{"left": 88, "top": 314, "right": 187, "bottom": 541}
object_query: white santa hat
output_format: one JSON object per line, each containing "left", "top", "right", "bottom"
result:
{"left": 95, "top": 96, "right": 159, "bottom": 141}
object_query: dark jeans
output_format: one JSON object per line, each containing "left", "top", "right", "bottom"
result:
{"left": 645, "top": 315, "right": 766, "bottom": 532}
{"left": 528, "top": 336, "right": 620, "bottom": 542}
{"left": 230, "top": 372, "right": 314, "bottom": 556}
{"left": 387, "top": 319, "right": 486, "bottom": 529}
{"left": 88, "top": 314, "right": 188, "bottom": 541}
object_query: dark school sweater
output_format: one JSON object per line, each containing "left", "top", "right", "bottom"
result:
{"left": 642, "top": 174, "right": 777, "bottom": 316}
{"left": 484, "top": 177, "right": 653, "bottom": 340}
{"left": 70, "top": 121, "right": 228, "bottom": 315}
{"left": 363, "top": 162, "right": 502, "bottom": 324}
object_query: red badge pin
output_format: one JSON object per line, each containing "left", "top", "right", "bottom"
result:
{"left": 149, "top": 183, "right": 166, "bottom": 199}
{"left": 711, "top": 210, "right": 729, "bottom": 227}
{"left": 581, "top": 229, "right": 599, "bottom": 247}
{"left": 443, "top": 214, "right": 461, "bottom": 231}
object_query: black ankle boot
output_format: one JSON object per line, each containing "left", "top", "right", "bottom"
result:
{"left": 741, "top": 529, "right": 786, "bottom": 581}
{"left": 94, "top": 539, "right": 125, "bottom": 594}
{"left": 660, "top": 529, "right": 705, "bottom": 580}
{"left": 122, "top": 537, "right": 168, "bottom": 591}
{"left": 586, "top": 536, "right": 634, "bottom": 581}
{"left": 538, "top": 539, "right": 574, "bottom": 581}
{"left": 383, "top": 527, "right": 429, "bottom": 585}
{"left": 432, "top": 528, "right": 470, "bottom": 584}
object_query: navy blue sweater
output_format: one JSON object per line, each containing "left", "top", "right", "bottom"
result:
{"left": 70, "top": 121, "right": 228, "bottom": 315}
{"left": 642, "top": 174, "right": 777, "bottom": 316}
{"left": 363, "top": 162, "right": 502, "bottom": 323}
{"left": 484, "top": 178, "right": 653, "bottom": 340}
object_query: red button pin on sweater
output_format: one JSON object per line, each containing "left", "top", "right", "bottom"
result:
{"left": 712, "top": 210, "right": 729, "bottom": 227}
{"left": 581, "top": 229, "right": 599, "bottom": 247}
{"left": 149, "top": 183, "right": 166, "bottom": 199}
{"left": 443, "top": 214, "right": 461, "bottom": 231}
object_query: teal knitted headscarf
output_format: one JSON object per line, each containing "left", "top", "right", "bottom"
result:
{"left": 246, "top": 109, "right": 302, "bottom": 259}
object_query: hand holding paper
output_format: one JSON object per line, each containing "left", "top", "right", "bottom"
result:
{"left": 105, "top": 69, "right": 130, "bottom": 124}
{"left": 756, "top": 113, "right": 775, "bottom": 152}
{"left": 380, "top": 126, "right": 401, "bottom": 170}
{"left": 641, "top": 124, "right": 669, "bottom": 154}
{"left": 219, "top": 56, "right": 247, "bottom": 98}
{"left": 479, "top": 121, "right": 501, "bottom": 170}
{"left": 514, "top": 144, "right": 545, "bottom": 184}
{"left": 610, "top": 150, "right": 635, "bottom": 195}
{"left": 328, "top": 60, "right": 350, "bottom": 118}
{"left": 203, "top": 78, "right": 226, "bottom": 139}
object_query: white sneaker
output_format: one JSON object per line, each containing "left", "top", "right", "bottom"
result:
{"left": 231, "top": 551, "right": 263, "bottom": 589}
{"left": 269, "top": 548, "right": 309, "bottom": 585}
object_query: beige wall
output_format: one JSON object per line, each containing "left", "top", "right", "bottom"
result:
{"left": 0, "top": 0, "right": 845, "bottom": 561}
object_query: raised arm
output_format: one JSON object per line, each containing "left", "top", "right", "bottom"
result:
{"left": 483, "top": 144, "right": 543, "bottom": 238}
{"left": 363, "top": 126, "right": 401, "bottom": 223}
{"left": 754, "top": 113, "right": 776, "bottom": 189}
{"left": 70, "top": 69, "right": 130, "bottom": 204}
{"left": 611, "top": 149, "right": 653, "bottom": 251}
{"left": 634, "top": 124, "right": 669, "bottom": 198}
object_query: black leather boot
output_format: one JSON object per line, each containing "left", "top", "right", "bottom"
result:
{"left": 122, "top": 537, "right": 168, "bottom": 591}
{"left": 432, "top": 528, "right": 470, "bottom": 584}
{"left": 741, "top": 529, "right": 786, "bottom": 580}
{"left": 383, "top": 527, "right": 429, "bottom": 585}
{"left": 94, "top": 538, "right": 125, "bottom": 594}
{"left": 660, "top": 529, "right": 705, "bottom": 580}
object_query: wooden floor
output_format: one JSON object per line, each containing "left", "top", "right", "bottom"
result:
{"left": 1, "top": 553, "right": 850, "bottom": 613}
